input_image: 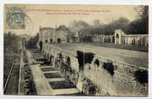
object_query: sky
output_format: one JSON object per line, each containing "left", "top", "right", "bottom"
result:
{"left": 4, "top": 4, "right": 142, "bottom": 36}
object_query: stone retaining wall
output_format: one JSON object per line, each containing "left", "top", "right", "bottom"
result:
{"left": 41, "top": 44, "right": 148, "bottom": 96}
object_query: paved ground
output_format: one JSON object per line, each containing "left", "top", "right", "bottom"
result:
{"left": 55, "top": 43, "right": 148, "bottom": 67}
{"left": 89, "top": 42, "right": 148, "bottom": 52}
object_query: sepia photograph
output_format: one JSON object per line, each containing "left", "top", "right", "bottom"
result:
{"left": 4, "top": 4, "right": 148, "bottom": 96}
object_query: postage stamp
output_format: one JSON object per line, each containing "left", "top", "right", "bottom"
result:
{"left": 5, "top": 6, "right": 25, "bottom": 29}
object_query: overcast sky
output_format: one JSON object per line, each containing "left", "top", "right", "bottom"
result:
{"left": 4, "top": 4, "right": 142, "bottom": 36}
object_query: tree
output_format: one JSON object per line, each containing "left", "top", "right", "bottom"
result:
{"left": 68, "top": 20, "right": 90, "bottom": 33}
{"left": 128, "top": 6, "right": 148, "bottom": 34}
{"left": 102, "top": 17, "right": 130, "bottom": 35}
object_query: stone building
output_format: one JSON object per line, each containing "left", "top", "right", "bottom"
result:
{"left": 69, "top": 32, "right": 80, "bottom": 43}
{"left": 38, "top": 27, "right": 54, "bottom": 44}
{"left": 55, "top": 25, "right": 70, "bottom": 43}
{"left": 38, "top": 25, "right": 70, "bottom": 45}
{"left": 38, "top": 26, "right": 148, "bottom": 49}
{"left": 114, "top": 29, "right": 148, "bottom": 47}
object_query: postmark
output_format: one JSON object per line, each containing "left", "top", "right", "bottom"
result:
{"left": 6, "top": 6, "right": 26, "bottom": 29}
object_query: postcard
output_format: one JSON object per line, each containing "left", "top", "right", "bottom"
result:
{"left": 4, "top": 4, "right": 148, "bottom": 96}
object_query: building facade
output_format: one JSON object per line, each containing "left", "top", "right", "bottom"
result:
{"left": 38, "top": 26, "right": 70, "bottom": 44}
{"left": 38, "top": 26, "right": 148, "bottom": 50}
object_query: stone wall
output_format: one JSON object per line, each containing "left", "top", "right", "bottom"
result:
{"left": 40, "top": 44, "right": 148, "bottom": 96}
{"left": 114, "top": 29, "right": 148, "bottom": 47}
{"left": 92, "top": 34, "right": 114, "bottom": 43}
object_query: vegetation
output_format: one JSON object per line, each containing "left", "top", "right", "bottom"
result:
{"left": 128, "top": 6, "right": 148, "bottom": 34}
{"left": 67, "top": 6, "right": 148, "bottom": 35}
{"left": 4, "top": 32, "right": 21, "bottom": 90}
{"left": 26, "top": 34, "right": 39, "bottom": 49}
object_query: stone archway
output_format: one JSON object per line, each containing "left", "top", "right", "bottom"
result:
{"left": 114, "top": 29, "right": 125, "bottom": 45}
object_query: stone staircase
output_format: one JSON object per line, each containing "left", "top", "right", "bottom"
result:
{"left": 30, "top": 49, "right": 82, "bottom": 96}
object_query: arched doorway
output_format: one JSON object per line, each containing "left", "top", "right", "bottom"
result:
{"left": 114, "top": 29, "right": 125, "bottom": 45}
{"left": 112, "top": 36, "right": 115, "bottom": 43}
{"left": 39, "top": 41, "right": 43, "bottom": 51}
{"left": 115, "top": 33, "right": 120, "bottom": 44}
{"left": 57, "top": 38, "right": 61, "bottom": 43}
{"left": 132, "top": 39, "right": 135, "bottom": 45}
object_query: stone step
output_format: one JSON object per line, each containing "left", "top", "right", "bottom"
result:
{"left": 47, "top": 78, "right": 65, "bottom": 82}
{"left": 44, "top": 72, "right": 62, "bottom": 78}
{"left": 41, "top": 67, "right": 57, "bottom": 72}
{"left": 43, "top": 70, "right": 60, "bottom": 74}
{"left": 52, "top": 88, "right": 80, "bottom": 95}
{"left": 56, "top": 92, "right": 84, "bottom": 96}
{"left": 40, "top": 65, "right": 54, "bottom": 68}
{"left": 49, "top": 80, "right": 76, "bottom": 89}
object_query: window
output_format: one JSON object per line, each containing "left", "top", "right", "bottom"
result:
{"left": 50, "top": 39, "right": 53, "bottom": 43}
